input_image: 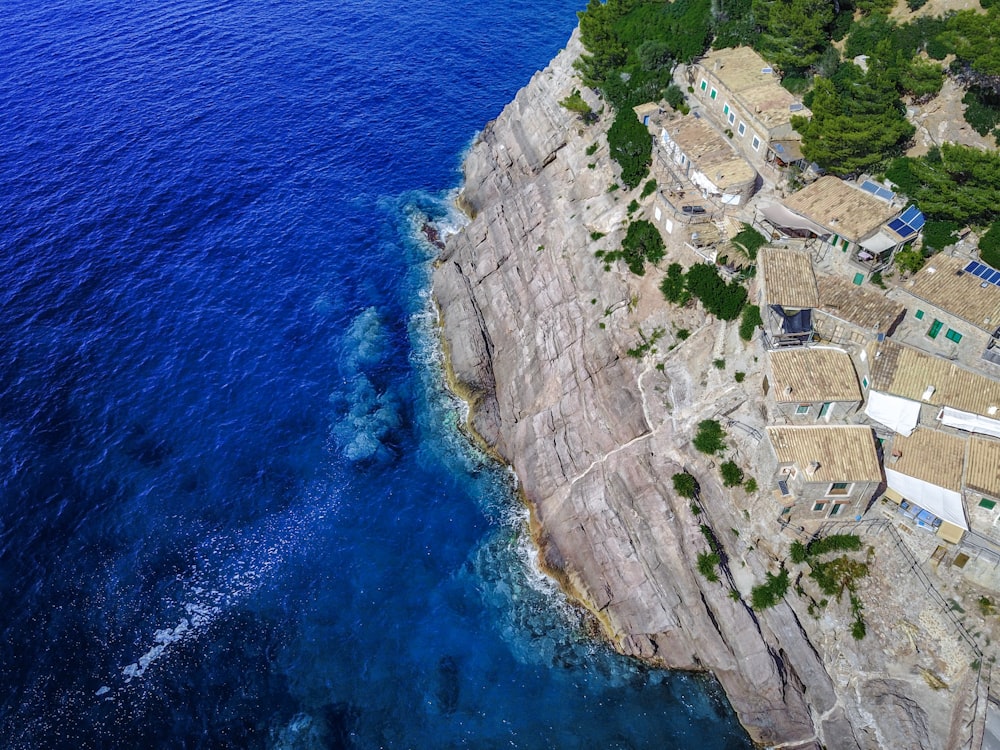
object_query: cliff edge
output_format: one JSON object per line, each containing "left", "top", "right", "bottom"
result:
{"left": 433, "top": 31, "right": 972, "bottom": 749}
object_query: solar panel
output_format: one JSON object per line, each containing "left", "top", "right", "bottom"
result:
{"left": 900, "top": 205, "right": 921, "bottom": 223}
{"left": 860, "top": 180, "right": 896, "bottom": 202}
{"left": 967, "top": 261, "right": 983, "bottom": 274}
{"left": 911, "top": 213, "right": 925, "bottom": 231}
{"left": 976, "top": 266, "right": 991, "bottom": 279}
{"left": 888, "top": 218, "right": 913, "bottom": 237}
{"left": 991, "top": 270, "right": 1000, "bottom": 284}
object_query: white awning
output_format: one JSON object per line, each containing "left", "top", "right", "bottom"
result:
{"left": 860, "top": 231, "right": 899, "bottom": 254}
{"left": 886, "top": 468, "right": 968, "bottom": 530}
{"left": 940, "top": 406, "right": 1000, "bottom": 439}
{"left": 865, "top": 391, "right": 921, "bottom": 436}
{"left": 760, "top": 203, "right": 829, "bottom": 237}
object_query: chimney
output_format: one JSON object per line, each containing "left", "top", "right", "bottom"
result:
{"left": 806, "top": 461, "right": 820, "bottom": 476}
{"left": 784, "top": 386, "right": 793, "bottom": 396}
{"left": 921, "top": 385, "right": 935, "bottom": 401}
{"left": 890, "top": 448, "right": 902, "bottom": 464}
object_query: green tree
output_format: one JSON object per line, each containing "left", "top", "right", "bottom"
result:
{"left": 980, "top": 221, "right": 1000, "bottom": 268}
{"left": 607, "top": 107, "right": 652, "bottom": 190}
{"left": 672, "top": 472, "right": 699, "bottom": 499}
{"left": 685, "top": 263, "right": 747, "bottom": 320}
{"left": 693, "top": 419, "right": 727, "bottom": 455}
{"left": 659, "top": 262, "right": 690, "bottom": 305}
{"left": 720, "top": 461, "right": 744, "bottom": 487}
{"left": 885, "top": 144, "right": 1000, "bottom": 223}
{"left": 753, "top": 0, "right": 833, "bottom": 72}
{"left": 575, "top": 0, "right": 628, "bottom": 86}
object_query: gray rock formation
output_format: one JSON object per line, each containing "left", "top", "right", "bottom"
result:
{"left": 433, "top": 30, "right": 977, "bottom": 749}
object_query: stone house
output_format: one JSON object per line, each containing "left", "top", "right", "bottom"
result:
{"left": 863, "top": 340, "right": 1000, "bottom": 439}
{"left": 655, "top": 112, "right": 758, "bottom": 207}
{"left": 757, "top": 247, "right": 818, "bottom": 348}
{"left": 761, "top": 177, "right": 913, "bottom": 277}
{"left": 889, "top": 254, "right": 1000, "bottom": 369}
{"left": 765, "top": 425, "right": 883, "bottom": 525}
{"left": 966, "top": 436, "right": 1000, "bottom": 540}
{"left": 813, "top": 275, "right": 905, "bottom": 346}
{"left": 684, "top": 46, "right": 810, "bottom": 171}
{"left": 765, "top": 347, "right": 863, "bottom": 423}
{"left": 883, "top": 428, "right": 968, "bottom": 544}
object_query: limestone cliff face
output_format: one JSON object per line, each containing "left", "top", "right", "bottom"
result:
{"left": 433, "top": 32, "right": 954, "bottom": 749}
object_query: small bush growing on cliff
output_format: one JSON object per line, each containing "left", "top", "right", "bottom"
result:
{"left": 686, "top": 263, "right": 747, "bottom": 321}
{"left": 731, "top": 224, "right": 768, "bottom": 261}
{"left": 808, "top": 534, "right": 862, "bottom": 557}
{"left": 640, "top": 178, "right": 657, "bottom": 199}
{"left": 738, "top": 304, "right": 762, "bottom": 342}
{"left": 602, "top": 219, "right": 665, "bottom": 275}
{"left": 751, "top": 568, "right": 789, "bottom": 610}
{"left": 672, "top": 472, "right": 698, "bottom": 499}
{"left": 659, "top": 263, "right": 690, "bottom": 306}
{"left": 720, "top": 461, "right": 743, "bottom": 487}
{"left": 559, "top": 89, "right": 592, "bottom": 115}
{"left": 586, "top": 142, "right": 599, "bottom": 156}
{"left": 693, "top": 419, "right": 726, "bottom": 455}
{"left": 697, "top": 551, "right": 721, "bottom": 582}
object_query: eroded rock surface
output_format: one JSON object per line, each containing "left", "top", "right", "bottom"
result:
{"left": 434, "top": 30, "right": 979, "bottom": 749}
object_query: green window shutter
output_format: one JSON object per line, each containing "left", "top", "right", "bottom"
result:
{"left": 710, "top": 88, "right": 717, "bottom": 100}
{"left": 853, "top": 273, "right": 864, "bottom": 285}
{"left": 980, "top": 498, "right": 997, "bottom": 510}
{"left": 946, "top": 328, "right": 963, "bottom": 343}
{"left": 915, "top": 309, "right": 924, "bottom": 320}
{"left": 723, "top": 104, "right": 729, "bottom": 115}
{"left": 842, "top": 239, "right": 849, "bottom": 252}
{"left": 812, "top": 503, "right": 825, "bottom": 512}
{"left": 700, "top": 80, "right": 707, "bottom": 91}
{"left": 927, "top": 319, "right": 943, "bottom": 339}
{"left": 862, "top": 377, "right": 869, "bottom": 389}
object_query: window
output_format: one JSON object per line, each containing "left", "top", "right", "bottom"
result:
{"left": 927, "top": 319, "right": 943, "bottom": 339}
{"left": 827, "top": 482, "right": 851, "bottom": 496}
{"left": 728, "top": 112, "right": 735, "bottom": 125}
{"left": 813, "top": 502, "right": 826, "bottom": 512}
{"left": 795, "top": 404, "right": 810, "bottom": 415}
{"left": 842, "top": 239, "right": 849, "bottom": 252}
{"left": 710, "top": 87, "right": 718, "bottom": 100}
{"left": 945, "top": 328, "right": 963, "bottom": 343}
{"left": 751, "top": 135, "right": 761, "bottom": 151}
{"left": 981, "top": 498, "right": 997, "bottom": 510}
{"left": 778, "top": 480, "right": 791, "bottom": 497}
{"left": 829, "top": 503, "right": 844, "bottom": 516}
{"left": 737, "top": 122, "right": 746, "bottom": 136}
{"left": 819, "top": 402, "right": 831, "bottom": 418}
{"left": 700, "top": 80, "right": 707, "bottom": 91}
{"left": 723, "top": 103, "right": 730, "bottom": 115}
{"left": 914, "top": 309, "right": 925, "bottom": 320}
{"left": 862, "top": 377, "right": 869, "bottom": 389}
{"left": 853, "top": 273, "right": 864, "bottom": 285}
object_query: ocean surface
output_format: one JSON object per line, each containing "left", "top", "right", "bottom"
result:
{"left": 0, "top": 2, "right": 752, "bottom": 747}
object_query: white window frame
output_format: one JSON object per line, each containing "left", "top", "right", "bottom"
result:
{"left": 751, "top": 135, "right": 761, "bottom": 151}
{"left": 826, "top": 482, "right": 852, "bottom": 497}
{"left": 700, "top": 79, "right": 707, "bottom": 92}
{"left": 727, "top": 112, "right": 735, "bottom": 125}
{"left": 737, "top": 122, "right": 746, "bottom": 136}
{"left": 710, "top": 87, "right": 718, "bottom": 100}
{"left": 795, "top": 404, "right": 810, "bottom": 415}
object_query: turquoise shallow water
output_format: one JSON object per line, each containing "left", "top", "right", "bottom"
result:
{"left": 0, "top": 1, "right": 752, "bottom": 747}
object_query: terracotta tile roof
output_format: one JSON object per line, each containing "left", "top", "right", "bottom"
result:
{"left": 782, "top": 177, "right": 899, "bottom": 243}
{"left": 759, "top": 247, "right": 818, "bottom": 309}
{"left": 869, "top": 340, "right": 1000, "bottom": 418}
{"left": 662, "top": 115, "right": 756, "bottom": 191}
{"left": 816, "top": 275, "right": 906, "bottom": 333}
{"left": 887, "top": 429, "right": 966, "bottom": 493}
{"left": 695, "top": 47, "right": 810, "bottom": 130}
{"left": 769, "top": 347, "right": 862, "bottom": 403}
{"left": 899, "top": 254, "right": 1000, "bottom": 333}
{"left": 967, "top": 437, "right": 1000, "bottom": 499}
{"left": 767, "top": 425, "right": 882, "bottom": 483}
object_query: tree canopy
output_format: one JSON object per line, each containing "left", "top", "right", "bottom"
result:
{"left": 885, "top": 144, "right": 1000, "bottom": 224}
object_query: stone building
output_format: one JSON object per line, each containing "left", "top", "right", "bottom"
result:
{"left": 765, "top": 425, "right": 883, "bottom": 526}
{"left": 813, "top": 275, "right": 905, "bottom": 346}
{"left": 757, "top": 247, "right": 818, "bottom": 348}
{"left": 765, "top": 347, "right": 863, "bottom": 423}
{"left": 890, "top": 254, "right": 1000, "bottom": 369}
{"left": 685, "top": 46, "right": 810, "bottom": 171}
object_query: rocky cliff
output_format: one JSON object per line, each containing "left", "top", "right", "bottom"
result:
{"left": 433, "top": 31, "right": 978, "bottom": 749}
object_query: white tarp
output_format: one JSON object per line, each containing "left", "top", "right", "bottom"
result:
{"left": 760, "top": 203, "right": 829, "bottom": 237}
{"left": 885, "top": 468, "right": 968, "bottom": 530}
{"left": 860, "top": 231, "right": 898, "bottom": 254}
{"left": 865, "top": 390, "right": 921, "bottom": 436}
{"left": 940, "top": 406, "right": 1000, "bottom": 439}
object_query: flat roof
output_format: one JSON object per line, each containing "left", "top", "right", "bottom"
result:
{"left": 695, "top": 47, "right": 811, "bottom": 130}
{"left": 967, "top": 437, "right": 1000, "bottom": 499}
{"left": 769, "top": 347, "right": 862, "bottom": 403}
{"left": 661, "top": 115, "right": 756, "bottom": 190}
{"left": 782, "top": 177, "right": 900, "bottom": 243}
{"left": 900, "top": 254, "right": 1000, "bottom": 333}
{"left": 888, "top": 429, "right": 966, "bottom": 493}
{"left": 759, "top": 247, "right": 819, "bottom": 309}
{"left": 817, "top": 275, "right": 906, "bottom": 333}
{"left": 767, "top": 425, "right": 883, "bottom": 483}
{"left": 869, "top": 340, "right": 1000, "bottom": 418}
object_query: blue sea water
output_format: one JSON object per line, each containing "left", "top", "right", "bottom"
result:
{"left": 0, "top": 2, "right": 753, "bottom": 748}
